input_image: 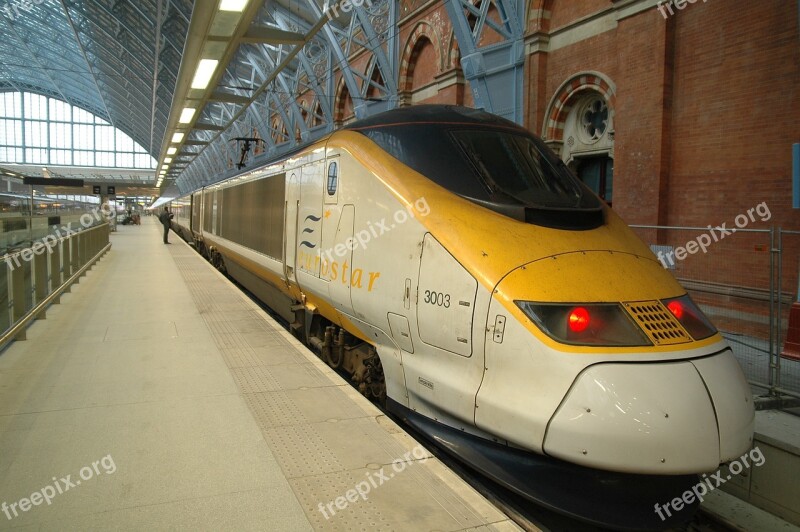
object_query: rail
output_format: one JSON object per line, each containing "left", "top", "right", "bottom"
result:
{"left": 0, "top": 223, "right": 111, "bottom": 352}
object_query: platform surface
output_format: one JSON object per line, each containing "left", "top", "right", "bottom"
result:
{"left": 0, "top": 218, "right": 519, "bottom": 531}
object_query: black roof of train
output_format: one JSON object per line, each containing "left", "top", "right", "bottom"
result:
{"left": 340, "top": 104, "right": 606, "bottom": 230}
{"left": 343, "top": 104, "right": 520, "bottom": 132}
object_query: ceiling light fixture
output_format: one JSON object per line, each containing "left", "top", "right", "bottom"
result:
{"left": 179, "top": 107, "right": 196, "bottom": 124}
{"left": 191, "top": 59, "right": 220, "bottom": 90}
{"left": 220, "top": 0, "right": 249, "bottom": 12}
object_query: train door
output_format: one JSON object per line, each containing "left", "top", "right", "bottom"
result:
{"left": 295, "top": 162, "right": 324, "bottom": 288}
{"left": 192, "top": 190, "right": 201, "bottom": 235}
{"left": 325, "top": 205, "right": 355, "bottom": 318}
{"left": 405, "top": 233, "right": 484, "bottom": 428}
{"left": 211, "top": 190, "right": 218, "bottom": 234}
{"left": 284, "top": 171, "right": 300, "bottom": 286}
{"left": 319, "top": 155, "right": 355, "bottom": 319}
{"left": 189, "top": 194, "right": 195, "bottom": 234}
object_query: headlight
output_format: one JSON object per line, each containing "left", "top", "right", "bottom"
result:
{"left": 516, "top": 302, "right": 652, "bottom": 347}
{"left": 662, "top": 295, "right": 717, "bottom": 340}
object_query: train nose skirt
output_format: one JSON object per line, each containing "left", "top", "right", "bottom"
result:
{"left": 390, "top": 400, "right": 701, "bottom": 531}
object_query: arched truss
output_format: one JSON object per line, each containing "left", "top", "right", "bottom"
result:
{"left": 444, "top": 0, "right": 526, "bottom": 124}
{"left": 319, "top": 0, "right": 398, "bottom": 119}
{"left": 543, "top": 71, "right": 616, "bottom": 142}
{"left": 176, "top": 0, "right": 400, "bottom": 195}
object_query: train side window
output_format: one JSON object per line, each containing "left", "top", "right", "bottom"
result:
{"left": 327, "top": 162, "right": 338, "bottom": 196}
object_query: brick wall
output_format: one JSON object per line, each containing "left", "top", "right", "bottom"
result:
{"left": 668, "top": 0, "right": 799, "bottom": 231}
{"left": 548, "top": 0, "right": 613, "bottom": 30}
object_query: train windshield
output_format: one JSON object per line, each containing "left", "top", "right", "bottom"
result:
{"left": 449, "top": 130, "right": 585, "bottom": 208}
{"left": 354, "top": 122, "right": 604, "bottom": 229}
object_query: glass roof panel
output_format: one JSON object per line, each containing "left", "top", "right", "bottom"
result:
{"left": 0, "top": 0, "right": 193, "bottom": 159}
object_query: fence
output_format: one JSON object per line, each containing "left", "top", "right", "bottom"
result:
{"left": 631, "top": 225, "right": 800, "bottom": 399}
{"left": 0, "top": 223, "right": 111, "bottom": 351}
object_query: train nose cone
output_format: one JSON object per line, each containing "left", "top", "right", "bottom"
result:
{"left": 543, "top": 350, "right": 754, "bottom": 474}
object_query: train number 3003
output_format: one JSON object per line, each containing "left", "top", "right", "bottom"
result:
{"left": 423, "top": 290, "right": 451, "bottom": 308}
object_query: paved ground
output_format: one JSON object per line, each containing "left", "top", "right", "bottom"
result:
{"left": 0, "top": 219, "right": 517, "bottom": 531}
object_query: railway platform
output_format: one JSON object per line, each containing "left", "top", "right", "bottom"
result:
{"left": 0, "top": 218, "right": 518, "bottom": 531}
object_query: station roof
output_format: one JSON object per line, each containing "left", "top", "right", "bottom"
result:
{"left": 0, "top": 1, "right": 457, "bottom": 200}
{"left": 0, "top": 0, "right": 193, "bottom": 159}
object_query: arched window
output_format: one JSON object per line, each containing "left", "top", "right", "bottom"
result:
{"left": 0, "top": 91, "right": 156, "bottom": 169}
{"left": 579, "top": 97, "right": 609, "bottom": 142}
{"left": 559, "top": 93, "right": 614, "bottom": 205}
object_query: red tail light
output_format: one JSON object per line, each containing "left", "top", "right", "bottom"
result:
{"left": 667, "top": 300, "right": 684, "bottom": 320}
{"left": 516, "top": 302, "right": 651, "bottom": 346}
{"left": 661, "top": 295, "right": 717, "bottom": 340}
{"left": 568, "top": 307, "right": 590, "bottom": 332}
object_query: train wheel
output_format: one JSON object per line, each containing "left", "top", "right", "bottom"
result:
{"left": 363, "top": 351, "right": 386, "bottom": 408}
{"left": 326, "top": 327, "right": 343, "bottom": 370}
{"left": 211, "top": 251, "right": 227, "bottom": 274}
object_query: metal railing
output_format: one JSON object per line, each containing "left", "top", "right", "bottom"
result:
{"left": 0, "top": 223, "right": 111, "bottom": 352}
{"left": 631, "top": 224, "right": 800, "bottom": 400}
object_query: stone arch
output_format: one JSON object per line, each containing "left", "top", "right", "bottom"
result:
{"left": 543, "top": 71, "right": 616, "bottom": 142}
{"left": 545, "top": 72, "right": 617, "bottom": 204}
{"left": 446, "top": 30, "right": 461, "bottom": 70}
{"left": 333, "top": 75, "right": 354, "bottom": 125}
{"left": 527, "top": 0, "right": 554, "bottom": 33}
{"left": 399, "top": 21, "right": 444, "bottom": 93}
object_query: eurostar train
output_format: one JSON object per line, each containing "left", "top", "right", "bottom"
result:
{"left": 168, "top": 105, "right": 754, "bottom": 529}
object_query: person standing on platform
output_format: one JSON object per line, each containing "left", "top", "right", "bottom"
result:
{"left": 159, "top": 207, "right": 173, "bottom": 244}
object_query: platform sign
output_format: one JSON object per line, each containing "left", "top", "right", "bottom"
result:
{"left": 93, "top": 185, "right": 101, "bottom": 194}
{"left": 107, "top": 186, "right": 115, "bottom": 195}
{"left": 23, "top": 177, "right": 83, "bottom": 187}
